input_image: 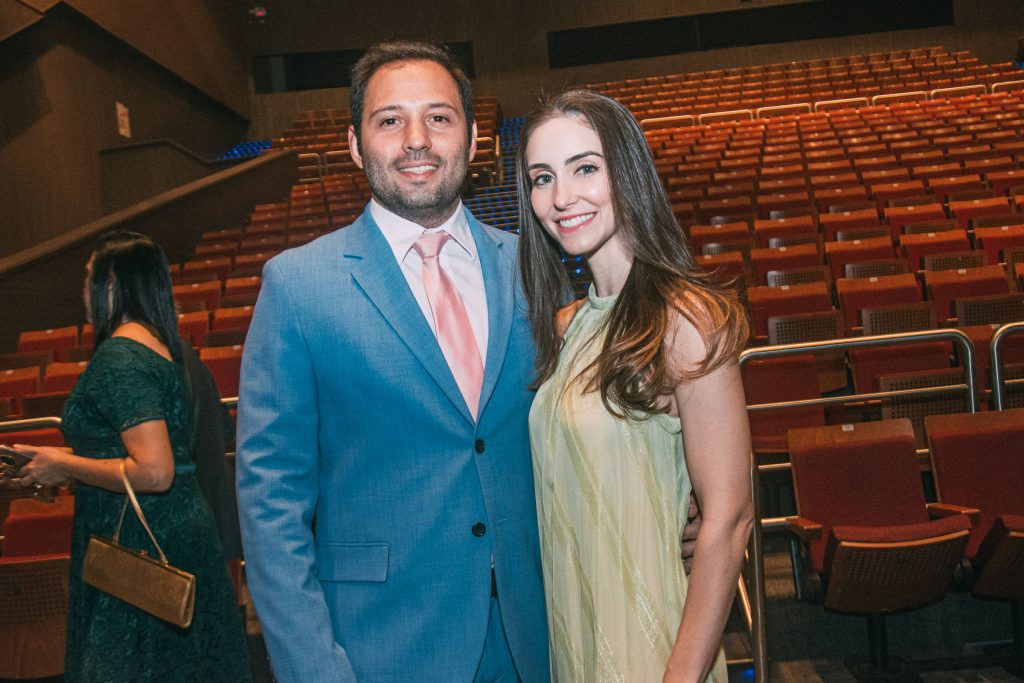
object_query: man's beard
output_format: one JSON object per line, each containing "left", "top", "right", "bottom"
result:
{"left": 362, "top": 149, "right": 469, "bottom": 227}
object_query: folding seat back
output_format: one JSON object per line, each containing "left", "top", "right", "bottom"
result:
{"left": 746, "top": 282, "right": 833, "bottom": 339}
{"left": 177, "top": 311, "right": 210, "bottom": 348}
{"left": 172, "top": 280, "right": 222, "bottom": 312}
{"left": 750, "top": 244, "right": 821, "bottom": 284}
{"left": 954, "top": 292, "right": 1024, "bottom": 327}
{"left": 41, "top": 361, "right": 89, "bottom": 393}
{"left": 825, "top": 237, "right": 895, "bottom": 281}
{"left": 2, "top": 496, "right": 74, "bottom": 557}
{"left": 768, "top": 310, "right": 847, "bottom": 392}
{"left": 765, "top": 265, "right": 831, "bottom": 288}
{"left": 17, "top": 326, "right": 78, "bottom": 355}
{"left": 0, "top": 554, "right": 70, "bottom": 680}
{"left": 926, "top": 265, "right": 1011, "bottom": 323}
{"left": 836, "top": 273, "right": 921, "bottom": 332}
{"left": 0, "top": 367, "right": 42, "bottom": 417}
{"left": 922, "top": 251, "right": 987, "bottom": 272}
{"left": 843, "top": 258, "right": 909, "bottom": 279}
{"left": 742, "top": 355, "right": 825, "bottom": 452}
{"left": 878, "top": 368, "right": 967, "bottom": 448}
{"left": 200, "top": 345, "right": 244, "bottom": 398}
{"left": 212, "top": 306, "right": 255, "bottom": 332}
{"left": 788, "top": 419, "right": 934, "bottom": 576}
{"left": 925, "top": 409, "right": 1024, "bottom": 561}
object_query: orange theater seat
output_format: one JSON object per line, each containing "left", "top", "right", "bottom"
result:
{"left": 172, "top": 280, "right": 221, "bottom": 312}
{"left": 17, "top": 326, "right": 79, "bottom": 356}
{"left": 925, "top": 265, "right": 1011, "bottom": 323}
{"left": 2, "top": 496, "right": 74, "bottom": 557}
{"left": 200, "top": 345, "right": 243, "bottom": 398}
{"left": 41, "top": 361, "right": 89, "bottom": 393}
{"left": 0, "top": 366, "right": 42, "bottom": 417}
{"left": 836, "top": 273, "right": 921, "bottom": 333}
{"left": 746, "top": 282, "right": 833, "bottom": 340}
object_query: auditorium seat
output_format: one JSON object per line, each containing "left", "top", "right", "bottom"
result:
{"left": 747, "top": 282, "right": 833, "bottom": 340}
{"left": 750, "top": 244, "right": 822, "bottom": 284}
{"left": 177, "top": 311, "right": 210, "bottom": 348}
{"left": 925, "top": 409, "right": 1024, "bottom": 604}
{"left": 200, "top": 345, "right": 243, "bottom": 398}
{"left": 41, "top": 361, "right": 88, "bottom": 393}
{"left": 825, "top": 237, "right": 895, "bottom": 280}
{"left": 172, "top": 280, "right": 221, "bottom": 312}
{"left": 925, "top": 264, "right": 1012, "bottom": 323}
{"left": 975, "top": 224, "right": 1024, "bottom": 265}
{"left": 0, "top": 366, "right": 42, "bottom": 417}
{"left": 899, "top": 229, "right": 971, "bottom": 269}
{"left": 784, "top": 419, "right": 971, "bottom": 675}
{"left": 836, "top": 273, "right": 921, "bottom": 332}
{"left": 742, "top": 355, "right": 825, "bottom": 453}
{"left": 17, "top": 326, "right": 78, "bottom": 356}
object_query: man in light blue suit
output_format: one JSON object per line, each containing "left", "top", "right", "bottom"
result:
{"left": 236, "top": 42, "right": 549, "bottom": 682}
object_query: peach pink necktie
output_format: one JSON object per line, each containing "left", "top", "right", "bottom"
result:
{"left": 413, "top": 230, "right": 484, "bottom": 418}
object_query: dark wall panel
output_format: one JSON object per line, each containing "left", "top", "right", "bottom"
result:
{"left": 65, "top": 0, "right": 250, "bottom": 117}
{"left": 0, "top": 8, "right": 248, "bottom": 257}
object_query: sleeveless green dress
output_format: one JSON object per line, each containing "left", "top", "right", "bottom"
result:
{"left": 529, "top": 288, "right": 727, "bottom": 683}
{"left": 60, "top": 337, "right": 250, "bottom": 682}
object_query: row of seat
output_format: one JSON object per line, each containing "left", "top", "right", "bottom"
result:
{"left": 584, "top": 47, "right": 1021, "bottom": 120}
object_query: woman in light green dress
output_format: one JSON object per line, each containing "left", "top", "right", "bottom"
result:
{"left": 516, "top": 90, "right": 754, "bottom": 683}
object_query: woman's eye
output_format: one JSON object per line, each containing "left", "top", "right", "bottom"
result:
{"left": 531, "top": 173, "right": 553, "bottom": 187}
{"left": 577, "top": 163, "right": 599, "bottom": 176}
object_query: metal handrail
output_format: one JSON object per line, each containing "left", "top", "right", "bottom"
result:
{"left": 739, "top": 327, "right": 979, "bottom": 413}
{"left": 0, "top": 416, "right": 62, "bottom": 433}
{"left": 989, "top": 322, "right": 1024, "bottom": 410}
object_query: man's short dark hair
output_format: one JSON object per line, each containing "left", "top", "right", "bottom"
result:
{"left": 349, "top": 41, "right": 474, "bottom": 144}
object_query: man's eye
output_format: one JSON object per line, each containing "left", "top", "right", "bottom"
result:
{"left": 380, "top": 117, "right": 399, "bottom": 127}
{"left": 430, "top": 115, "right": 450, "bottom": 124}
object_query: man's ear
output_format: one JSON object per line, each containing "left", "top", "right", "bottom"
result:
{"left": 348, "top": 125, "right": 364, "bottom": 169}
{"left": 468, "top": 120, "right": 478, "bottom": 163}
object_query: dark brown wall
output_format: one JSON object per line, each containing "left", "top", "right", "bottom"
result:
{"left": 0, "top": 6, "right": 248, "bottom": 258}
{"left": 65, "top": 0, "right": 250, "bottom": 117}
{"left": 246, "top": 0, "right": 1024, "bottom": 137}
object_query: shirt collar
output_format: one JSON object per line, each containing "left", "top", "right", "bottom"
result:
{"left": 370, "top": 199, "right": 476, "bottom": 264}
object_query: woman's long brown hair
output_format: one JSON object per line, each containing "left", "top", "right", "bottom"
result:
{"left": 516, "top": 90, "right": 748, "bottom": 417}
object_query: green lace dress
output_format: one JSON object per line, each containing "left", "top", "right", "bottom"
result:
{"left": 529, "top": 288, "right": 727, "bottom": 683}
{"left": 61, "top": 337, "right": 250, "bottom": 682}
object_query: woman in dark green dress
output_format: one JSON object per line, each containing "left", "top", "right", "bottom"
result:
{"left": 15, "top": 231, "right": 250, "bottom": 682}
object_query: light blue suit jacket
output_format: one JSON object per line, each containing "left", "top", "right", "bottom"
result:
{"left": 236, "top": 208, "right": 550, "bottom": 682}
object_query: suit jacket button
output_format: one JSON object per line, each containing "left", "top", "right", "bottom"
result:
{"left": 472, "top": 522, "right": 487, "bottom": 537}
{"left": 474, "top": 439, "right": 485, "bottom": 454}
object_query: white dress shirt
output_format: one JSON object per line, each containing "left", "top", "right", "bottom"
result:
{"left": 371, "top": 199, "right": 489, "bottom": 366}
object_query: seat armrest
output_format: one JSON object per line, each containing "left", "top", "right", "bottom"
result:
{"left": 784, "top": 515, "right": 823, "bottom": 540}
{"left": 927, "top": 502, "right": 980, "bottom": 524}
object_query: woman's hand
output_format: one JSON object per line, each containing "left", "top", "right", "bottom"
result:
{"left": 15, "top": 445, "right": 75, "bottom": 487}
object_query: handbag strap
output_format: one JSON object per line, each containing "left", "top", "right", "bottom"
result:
{"left": 112, "top": 460, "right": 170, "bottom": 565}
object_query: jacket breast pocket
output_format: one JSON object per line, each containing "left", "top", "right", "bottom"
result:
{"left": 316, "top": 542, "right": 389, "bottom": 583}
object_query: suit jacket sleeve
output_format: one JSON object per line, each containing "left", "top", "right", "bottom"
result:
{"left": 236, "top": 258, "right": 358, "bottom": 683}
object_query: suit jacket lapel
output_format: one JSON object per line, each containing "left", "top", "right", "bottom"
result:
{"left": 469, "top": 210, "right": 514, "bottom": 419}
{"left": 345, "top": 211, "right": 474, "bottom": 424}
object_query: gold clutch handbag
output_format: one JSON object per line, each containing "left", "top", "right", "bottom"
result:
{"left": 82, "top": 460, "right": 195, "bottom": 628}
